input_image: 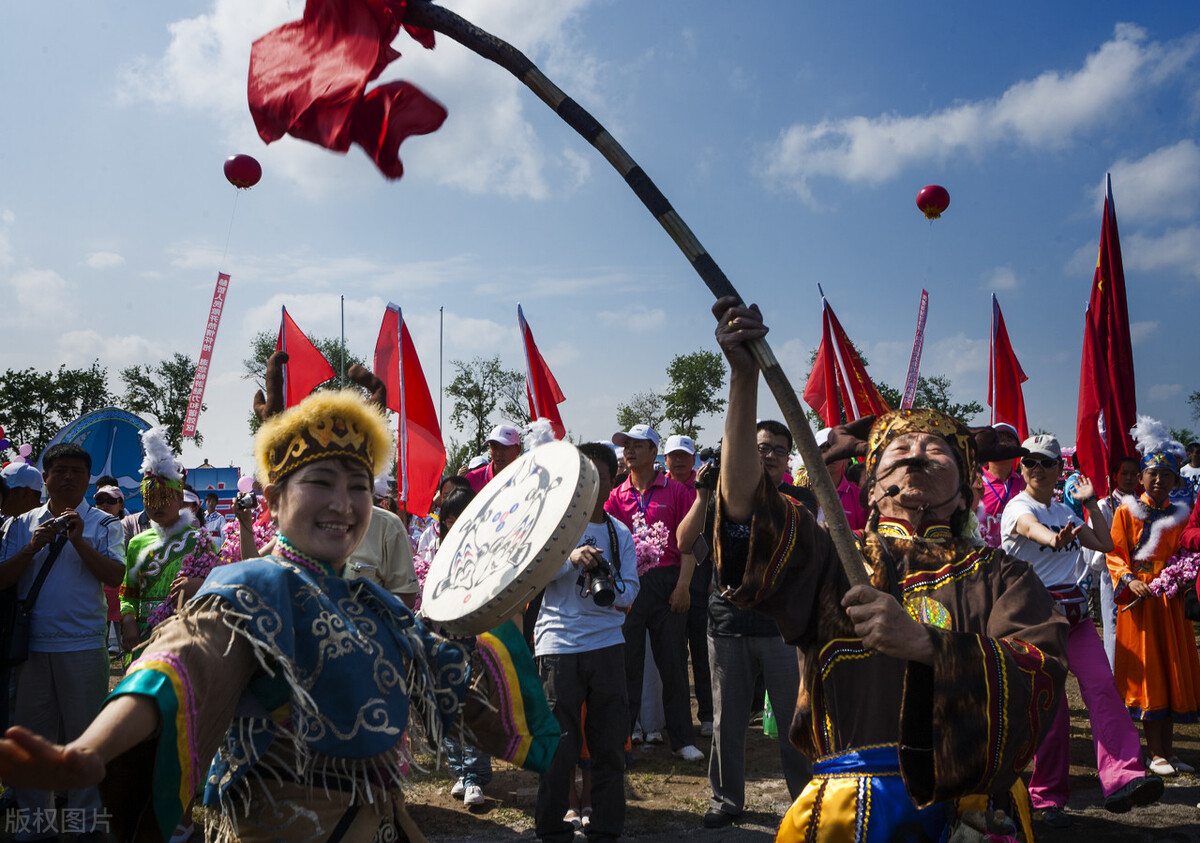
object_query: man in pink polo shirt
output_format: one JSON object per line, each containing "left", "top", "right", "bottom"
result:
{"left": 464, "top": 424, "right": 523, "bottom": 492}
{"left": 664, "top": 434, "right": 698, "bottom": 490}
{"left": 605, "top": 424, "right": 705, "bottom": 762}
{"left": 815, "top": 428, "right": 867, "bottom": 530}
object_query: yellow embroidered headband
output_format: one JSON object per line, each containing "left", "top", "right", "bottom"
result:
{"left": 254, "top": 389, "right": 391, "bottom": 485}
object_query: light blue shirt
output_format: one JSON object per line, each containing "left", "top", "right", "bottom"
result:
{"left": 534, "top": 516, "right": 640, "bottom": 656}
{"left": 1, "top": 500, "right": 125, "bottom": 652}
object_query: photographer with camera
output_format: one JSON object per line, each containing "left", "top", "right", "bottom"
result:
{"left": 533, "top": 443, "right": 639, "bottom": 843}
{"left": 0, "top": 442, "right": 124, "bottom": 839}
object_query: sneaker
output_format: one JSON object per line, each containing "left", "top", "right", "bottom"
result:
{"left": 673, "top": 744, "right": 704, "bottom": 762}
{"left": 1148, "top": 756, "right": 1176, "bottom": 776}
{"left": 564, "top": 809, "right": 582, "bottom": 831}
{"left": 1105, "top": 774, "right": 1164, "bottom": 813}
{"left": 631, "top": 727, "right": 644, "bottom": 744}
{"left": 644, "top": 731, "right": 663, "bottom": 745}
{"left": 702, "top": 809, "right": 739, "bottom": 829}
{"left": 1040, "top": 806, "right": 1070, "bottom": 829}
{"left": 1170, "top": 756, "right": 1195, "bottom": 774}
{"left": 450, "top": 777, "right": 465, "bottom": 798}
{"left": 580, "top": 807, "right": 591, "bottom": 829}
{"left": 700, "top": 721, "right": 714, "bottom": 737}
{"left": 463, "top": 784, "right": 485, "bottom": 807}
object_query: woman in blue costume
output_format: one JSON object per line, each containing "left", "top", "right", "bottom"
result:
{"left": 0, "top": 385, "right": 556, "bottom": 842}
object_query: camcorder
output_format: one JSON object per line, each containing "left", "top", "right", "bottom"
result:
{"left": 694, "top": 443, "right": 721, "bottom": 491}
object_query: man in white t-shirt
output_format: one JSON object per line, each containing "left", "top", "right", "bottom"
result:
{"left": 1180, "top": 442, "right": 1200, "bottom": 500}
{"left": 1001, "top": 434, "right": 1161, "bottom": 826}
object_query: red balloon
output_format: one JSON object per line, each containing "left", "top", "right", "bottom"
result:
{"left": 224, "top": 154, "right": 262, "bottom": 189}
{"left": 916, "top": 184, "right": 950, "bottom": 220}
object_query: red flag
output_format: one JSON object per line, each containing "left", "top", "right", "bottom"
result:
{"left": 803, "top": 297, "right": 890, "bottom": 427}
{"left": 275, "top": 306, "right": 335, "bottom": 408}
{"left": 1076, "top": 174, "right": 1137, "bottom": 496}
{"left": 988, "top": 295, "right": 1029, "bottom": 441}
{"left": 248, "top": 0, "right": 445, "bottom": 180}
{"left": 518, "top": 305, "right": 567, "bottom": 439}
{"left": 803, "top": 310, "right": 841, "bottom": 428}
{"left": 374, "top": 304, "right": 445, "bottom": 516}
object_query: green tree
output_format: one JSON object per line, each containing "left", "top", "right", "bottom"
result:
{"left": 121, "top": 353, "right": 203, "bottom": 451}
{"left": 0, "top": 362, "right": 113, "bottom": 459}
{"left": 877, "top": 375, "right": 985, "bottom": 423}
{"left": 663, "top": 351, "right": 726, "bottom": 439}
{"left": 1189, "top": 390, "right": 1200, "bottom": 422}
{"left": 446, "top": 356, "right": 524, "bottom": 456}
{"left": 444, "top": 437, "right": 472, "bottom": 475}
{"left": 615, "top": 391, "right": 666, "bottom": 432}
{"left": 242, "top": 330, "right": 368, "bottom": 434}
{"left": 1171, "top": 427, "right": 1198, "bottom": 447}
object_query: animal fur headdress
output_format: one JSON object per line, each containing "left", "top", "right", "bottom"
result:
{"left": 255, "top": 389, "right": 391, "bottom": 485}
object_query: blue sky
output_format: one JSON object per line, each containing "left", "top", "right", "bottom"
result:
{"left": 2, "top": 1, "right": 1199, "bottom": 471}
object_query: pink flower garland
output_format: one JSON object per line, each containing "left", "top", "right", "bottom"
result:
{"left": 630, "top": 511, "right": 669, "bottom": 576}
{"left": 218, "top": 513, "right": 277, "bottom": 565}
{"left": 145, "top": 531, "right": 225, "bottom": 628}
{"left": 1148, "top": 549, "right": 1200, "bottom": 600}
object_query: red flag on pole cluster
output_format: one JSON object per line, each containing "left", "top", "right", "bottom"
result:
{"left": 1076, "top": 174, "right": 1137, "bottom": 496}
{"left": 988, "top": 295, "right": 1029, "bottom": 441}
{"left": 276, "top": 306, "right": 335, "bottom": 408}
{"left": 374, "top": 304, "right": 444, "bottom": 516}
{"left": 803, "top": 294, "right": 891, "bottom": 428}
{"left": 518, "top": 304, "right": 567, "bottom": 439}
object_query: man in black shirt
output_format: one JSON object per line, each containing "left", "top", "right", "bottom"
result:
{"left": 679, "top": 419, "right": 813, "bottom": 829}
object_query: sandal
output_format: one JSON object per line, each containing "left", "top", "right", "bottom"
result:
{"left": 1147, "top": 756, "right": 1176, "bottom": 776}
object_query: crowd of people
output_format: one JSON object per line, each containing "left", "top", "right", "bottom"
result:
{"left": 0, "top": 305, "right": 1197, "bottom": 841}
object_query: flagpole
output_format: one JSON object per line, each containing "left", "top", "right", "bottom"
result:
{"left": 340, "top": 295, "right": 346, "bottom": 386}
{"left": 439, "top": 306, "right": 444, "bottom": 431}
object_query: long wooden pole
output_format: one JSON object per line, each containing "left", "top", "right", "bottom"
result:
{"left": 407, "top": 2, "right": 869, "bottom": 586}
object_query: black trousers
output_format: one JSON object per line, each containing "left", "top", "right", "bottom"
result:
{"left": 535, "top": 643, "right": 628, "bottom": 842}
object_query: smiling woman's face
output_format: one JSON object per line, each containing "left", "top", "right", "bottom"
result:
{"left": 267, "top": 458, "right": 373, "bottom": 567}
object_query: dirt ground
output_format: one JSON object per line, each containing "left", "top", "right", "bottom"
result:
{"left": 19, "top": 623, "right": 1199, "bottom": 842}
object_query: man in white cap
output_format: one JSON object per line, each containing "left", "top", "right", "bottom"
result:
{"left": 465, "top": 424, "right": 523, "bottom": 492}
{"left": 664, "top": 434, "right": 698, "bottom": 489}
{"left": 605, "top": 424, "right": 705, "bottom": 761}
{"left": 0, "top": 464, "right": 44, "bottom": 521}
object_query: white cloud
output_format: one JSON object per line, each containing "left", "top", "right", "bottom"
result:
{"left": 85, "top": 251, "right": 126, "bottom": 269}
{"left": 4, "top": 268, "right": 75, "bottom": 322}
{"left": 1104, "top": 140, "right": 1200, "bottom": 223}
{"left": 118, "top": 0, "right": 604, "bottom": 199}
{"left": 1128, "top": 320, "right": 1159, "bottom": 346}
{"left": 983, "top": 267, "right": 1020, "bottom": 292}
{"left": 57, "top": 330, "right": 165, "bottom": 369}
{"left": 1148, "top": 383, "right": 1182, "bottom": 401}
{"left": 760, "top": 24, "right": 1199, "bottom": 202}
{"left": 1124, "top": 226, "right": 1200, "bottom": 280}
{"left": 598, "top": 306, "right": 665, "bottom": 333}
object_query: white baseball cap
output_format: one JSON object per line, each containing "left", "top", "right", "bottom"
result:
{"left": 486, "top": 424, "right": 521, "bottom": 447}
{"left": 468, "top": 454, "right": 490, "bottom": 470}
{"left": 1, "top": 463, "right": 43, "bottom": 492}
{"left": 664, "top": 434, "right": 696, "bottom": 456}
{"left": 612, "top": 424, "right": 660, "bottom": 450}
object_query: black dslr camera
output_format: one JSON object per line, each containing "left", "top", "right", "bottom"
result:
{"left": 578, "top": 555, "right": 617, "bottom": 607}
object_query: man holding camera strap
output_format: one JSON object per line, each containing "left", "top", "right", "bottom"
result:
{"left": 0, "top": 442, "right": 124, "bottom": 840}
{"left": 533, "top": 443, "right": 640, "bottom": 843}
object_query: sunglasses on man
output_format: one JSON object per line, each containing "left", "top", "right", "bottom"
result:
{"left": 1021, "top": 457, "right": 1061, "bottom": 470}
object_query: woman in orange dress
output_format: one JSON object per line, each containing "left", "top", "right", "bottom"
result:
{"left": 1106, "top": 418, "right": 1200, "bottom": 777}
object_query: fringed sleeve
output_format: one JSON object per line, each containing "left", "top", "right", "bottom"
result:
{"left": 898, "top": 551, "right": 1067, "bottom": 805}
{"left": 99, "top": 598, "right": 260, "bottom": 842}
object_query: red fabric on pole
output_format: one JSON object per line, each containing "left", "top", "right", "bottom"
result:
{"left": 374, "top": 304, "right": 445, "bottom": 516}
{"left": 275, "top": 307, "right": 335, "bottom": 408}
{"left": 248, "top": 0, "right": 442, "bottom": 180}
{"left": 518, "top": 305, "right": 566, "bottom": 439}
{"left": 1076, "top": 175, "right": 1137, "bottom": 497}
{"left": 827, "top": 305, "right": 891, "bottom": 420}
{"left": 803, "top": 307, "right": 841, "bottom": 428}
{"left": 988, "top": 295, "right": 1030, "bottom": 441}
{"left": 182, "top": 272, "right": 231, "bottom": 438}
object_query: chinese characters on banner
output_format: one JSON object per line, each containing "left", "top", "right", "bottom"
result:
{"left": 182, "top": 272, "right": 231, "bottom": 438}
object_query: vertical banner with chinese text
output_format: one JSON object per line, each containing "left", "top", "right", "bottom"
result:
{"left": 182, "top": 272, "right": 230, "bottom": 438}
